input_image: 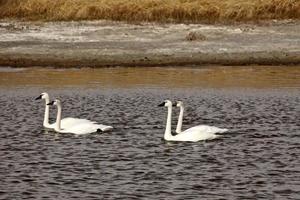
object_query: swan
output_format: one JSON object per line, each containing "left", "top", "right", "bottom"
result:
{"left": 175, "top": 101, "right": 228, "bottom": 135}
{"left": 35, "top": 92, "right": 96, "bottom": 129}
{"left": 159, "top": 100, "right": 225, "bottom": 142}
{"left": 47, "top": 99, "right": 113, "bottom": 134}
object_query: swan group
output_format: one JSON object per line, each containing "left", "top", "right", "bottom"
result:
{"left": 35, "top": 92, "right": 228, "bottom": 141}
{"left": 36, "top": 92, "right": 113, "bottom": 134}
{"left": 159, "top": 100, "right": 228, "bottom": 142}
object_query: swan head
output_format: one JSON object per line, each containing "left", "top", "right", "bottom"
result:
{"left": 158, "top": 100, "right": 173, "bottom": 107}
{"left": 176, "top": 101, "right": 183, "bottom": 107}
{"left": 47, "top": 99, "right": 61, "bottom": 106}
{"left": 35, "top": 92, "right": 49, "bottom": 100}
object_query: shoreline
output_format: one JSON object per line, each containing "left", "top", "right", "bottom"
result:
{"left": 0, "top": 20, "right": 299, "bottom": 67}
{"left": 1, "top": 51, "right": 299, "bottom": 68}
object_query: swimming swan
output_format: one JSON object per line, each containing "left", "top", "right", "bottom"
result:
{"left": 175, "top": 101, "right": 228, "bottom": 135}
{"left": 47, "top": 99, "right": 113, "bottom": 134}
{"left": 159, "top": 100, "right": 225, "bottom": 142}
{"left": 35, "top": 92, "right": 95, "bottom": 129}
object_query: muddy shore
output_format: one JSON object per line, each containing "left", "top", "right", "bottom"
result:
{"left": 0, "top": 20, "right": 299, "bottom": 67}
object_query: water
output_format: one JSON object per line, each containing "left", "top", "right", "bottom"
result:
{"left": 0, "top": 66, "right": 299, "bottom": 199}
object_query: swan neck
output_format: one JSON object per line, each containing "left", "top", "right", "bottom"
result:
{"left": 55, "top": 103, "right": 62, "bottom": 132}
{"left": 164, "top": 106, "right": 173, "bottom": 141}
{"left": 43, "top": 98, "right": 50, "bottom": 127}
{"left": 176, "top": 106, "right": 184, "bottom": 134}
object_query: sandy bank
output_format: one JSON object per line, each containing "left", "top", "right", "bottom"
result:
{"left": 0, "top": 20, "right": 299, "bottom": 67}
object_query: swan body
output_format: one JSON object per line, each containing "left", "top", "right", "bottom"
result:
{"left": 50, "top": 117, "right": 96, "bottom": 129}
{"left": 175, "top": 101, "right": 228, "bottom": 136}
{"left": 46, "top": 117, "right": 95, "bottom": 130}
{"left": 55, "top": 123, "right": 112, "bottom": 135}
{"left": 48, "top": 99, "right": 113, "bottom": 135}
{"left": 35, "top": 92, "right": 97, "bottom": 129}
{"left": 159, "top": 100, "right": 226, "bottom": 142}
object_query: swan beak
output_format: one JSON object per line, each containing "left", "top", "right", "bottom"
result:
{"left": 158, "top": 102, "right": 165, "bottom": 107}
{"left": 35, "top": 95, "right": 42, "bottom": 100}
{"left": 47, "top": 101, "right": 55, "bottom": 106}
{"left": 172, "top": 103, "right": 177, "bottom": 107}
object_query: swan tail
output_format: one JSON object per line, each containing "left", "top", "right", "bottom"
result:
{"left": 96, "top": 124, "right": 113, "bottom": 132}
{"left": 96, "top": 128, "right": 103, "bottom": 133}
{"left": 217, "top": 128, "right": 229, "bottom": 133}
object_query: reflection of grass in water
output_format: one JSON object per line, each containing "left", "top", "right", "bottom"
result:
{"left": 0, "top": 0, "right": 299, "bottom": 23}
{"left": 0, "top": 66, "right": 299, "bottom": 89}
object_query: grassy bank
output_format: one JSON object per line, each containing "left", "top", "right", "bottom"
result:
{"left": 0, "top": 0, "right": 299, "bottom": 23}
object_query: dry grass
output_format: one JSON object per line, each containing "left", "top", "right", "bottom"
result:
{"left": 0, "top": 0, "right": 299, "bottom": 23}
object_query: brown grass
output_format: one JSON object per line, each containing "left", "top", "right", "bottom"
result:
{"left": 0, "top": 0, "right": 299, "bottom": 23}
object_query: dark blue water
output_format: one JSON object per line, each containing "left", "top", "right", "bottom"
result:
{"left": 0, "top": 67, "right": 299, "bottom": 199}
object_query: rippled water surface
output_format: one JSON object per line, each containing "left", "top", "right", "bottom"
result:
{"left": 0, "top": 66, "right": 299, "bottom": 199}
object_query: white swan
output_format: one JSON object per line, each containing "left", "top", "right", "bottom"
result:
{"left": 175, "top": 101, "right": 228, "bottom": 135}
{"left": 159, "top": 100, "right": 226, "bottom": 142}
{"left": 35, "top": 92, "right": 95, "bottom": 129}
{"left": 48, "top": 99, "right": 113, "bottom": 134}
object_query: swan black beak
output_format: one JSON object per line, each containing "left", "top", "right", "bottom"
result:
{"left": 172, "top": 103, "right": 177, "bottom": 107}
{"left": 47, "top": 101, "right": 55, "bottom": 106}
{"left": 158, "top": 102, "right": 165, "bottom": 107}
{"left": 35, "top": 95, "right": 42, "bottom": 100}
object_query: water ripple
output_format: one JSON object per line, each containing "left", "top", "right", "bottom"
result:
{"left": 0, "top": 88, "right": 299, "bottom": 199}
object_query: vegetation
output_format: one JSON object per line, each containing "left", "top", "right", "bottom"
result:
{"left": 0, "top": 0, "right": 299, "bottom": 23}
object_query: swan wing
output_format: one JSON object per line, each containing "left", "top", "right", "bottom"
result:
{"left": 173, "top": 127, "right": 223, "bottom": 142}
{"left": 62, "top": 123, "right": 101, "bottom": 135}
{"left": 60, "top": 117, "right": 96, "bottom": 129}
{"left": 185, "top": 125, "right": 228, "bottom": 134}
{"left": 61, "top": 123, "right": 113, "bottom": 135}
{"left": 46, "top": 118, "right": 96, "bottom": 130}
